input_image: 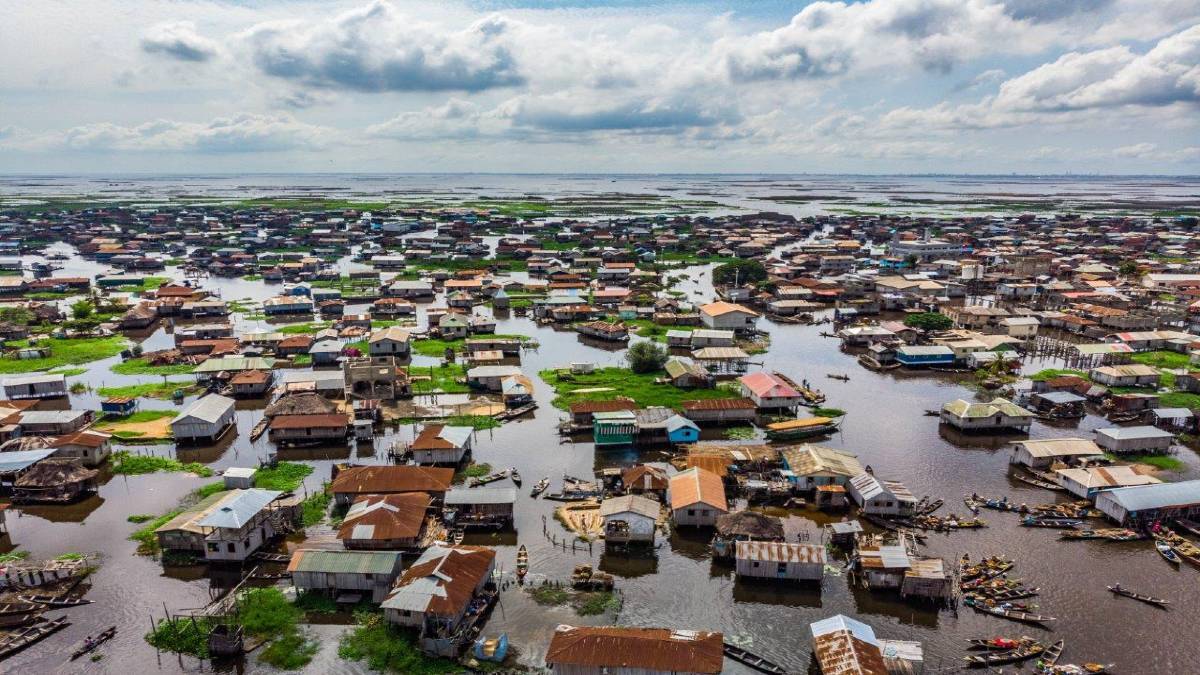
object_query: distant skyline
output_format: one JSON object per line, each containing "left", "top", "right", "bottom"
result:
{"left": 2, "top": 0, "right": 1198, "bottom": 174}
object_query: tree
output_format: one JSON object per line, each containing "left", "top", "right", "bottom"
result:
{"left": 626, "top": 341, "right": 668, "bottom": 374}
{"left": 71, "top": 300, "right": 94, "bottom": 320}
{"left": 1118, "top": 261, "right": 1138, "bottom": 277}
{"left": 713, "top": 259, "right": 766, "bottom": 286}
{"left": 903, "top": 312, "right": 952, "bottom": 331}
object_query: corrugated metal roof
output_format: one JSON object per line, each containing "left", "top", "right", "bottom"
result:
{"left": 1015, "top": 438, "right": 1101, "bottom": 458}
{"left": 175, "top": 393, "right": 235, "bottom": 424}
{"left": 445, "top": 487, "right": 517, "bottom": 505}
{"left": 1100, "top": 480, "right": 1200, "bottom": 513}
{"left": 1097, "top": 426, "right": 1174, "bottom": 440}
{"left": 196, "top": 488, "right": 281, "bottom": 529}
{"left": 0, "top": 448, "right": 57, "bottom": 473}
{"left": 289, "top": 548, "right": 400, "bottom": 575}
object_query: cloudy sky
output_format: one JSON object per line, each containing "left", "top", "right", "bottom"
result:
{"left": 1, "top": 0, "right": 1197, "bottom": 174}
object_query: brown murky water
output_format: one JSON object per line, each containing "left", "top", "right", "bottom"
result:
{"left": 5, "top": 245, "right": 1199, "bottom": 674}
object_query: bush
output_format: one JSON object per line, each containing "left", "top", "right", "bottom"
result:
{"left": 902, "top": 312, "right": 952, "bottom": 331}
{"left": 713, "top": 259, "right": 766, "bottom": 286}
{"left": 338, "top": 612, "right": 459, "bottom": 674}
{"left": 626, "top": 341, "right": 668, "bottom": 374}
{"left": 239, "top": 588, "right": 300, "bottom": 636}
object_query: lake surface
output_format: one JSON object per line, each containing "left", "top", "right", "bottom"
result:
{"left": 3, "top": 176, "right": 1199, "bottom": 673}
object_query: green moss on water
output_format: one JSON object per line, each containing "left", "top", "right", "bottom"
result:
{"left": 193, "top": 481, "right": 226, "bottom": 500}
{"left": 575, "top": 590, "right": 622, "bottom": 616}
{"left": 812, "top": 407, "right": 847, "bottom": 417}
{"left": 254, "top": 462, "right": 314, "bottom": 492}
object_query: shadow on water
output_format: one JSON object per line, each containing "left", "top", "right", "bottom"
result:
{"left": 732, "top": 577, "right": 824, "bottom": 609}
{"left": 598, "top": 547, "right": 658, "bottom": 578}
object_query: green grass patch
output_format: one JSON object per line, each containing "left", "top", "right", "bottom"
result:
{"left": 50, "top": 367, "right": 88, "bottom": 377}
{"left": 575, "top": 590, "right": 622, "bottom": 616}
{"left": 0, "top": 551, "right": 30, "bottom": 563}
{"left": 1105, "top": 453, "right": 1185, "bottom": 471}
{"left": 456, "top": 463, "right": 492, "bottom": 484}
{"left": 130, "top": 509, "right": 183, "bottom": 555}
{"left": 409, "top": 363, "right": 469, "bottom": 394}
{"left": 111, "top": 358, "right": 196, "bottom": 376}
{"left": 0, "top": 336, "right": 127, "bottom": 374}
{"left": 106, "top": 409, "right": 178, "bottom": 423}
{"left": 530, "top": 585, "right": 570, "bottom": 605}
{"left": 111, "top": 451, "right": 212, "bottom": 478}
{"left": 411, "top": 334, "right": 529, "bottom": 357}
{"left": 294, "top": 591, "right": 340, "bottom": 614}
{"left": 301, "top": 485, "right": 332, "bottom": 527}
{"left": 539, "top": 367, "right": 739, "bottom": 411}
{"left": 279, "top": 321, "right": 331, "bottom": 335}
{"left": 338, "top": 611, "right": 460, "bottom": 674}
{"left": 1131, "top": 351, "right": 1193, "bottom": 370}
{"left": 97, "top": 381, "right": 198, "bottom": 400}
{"left": 193, "top": 481, "right": 226, "bottom": 500}
{"left": 812, "top": 407, "right": 846, "bottom": 417}
{"left": 443, "top": 414, "right": 499, "bottom": 430}
{"left": 254, "top": 461, "right": 314, "bottom": 492}
{"left": 1160, "top": 391, "right": 1200, "bottom": 410}
{"left": 1029, "top": 368, "right": 1087, "bottom": 382}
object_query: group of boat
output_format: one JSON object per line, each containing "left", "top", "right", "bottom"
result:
{"left": 964, "top": 636, "right": 1059, "bottom": 667}
{"left": 960, "top": 555, "right": 1055, "bottom": 626}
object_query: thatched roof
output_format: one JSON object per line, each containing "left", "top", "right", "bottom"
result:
{"left": 14, "top": 458, "right": 98, "bottom": 487}
{"left": 714, "top": 511, "right": 784, "bottom": 540}
{"left": 0, "top": 435, "right": 56, "bottom": 453}
{"left": 265, "top": 392, "right": 339, "bottom": 418}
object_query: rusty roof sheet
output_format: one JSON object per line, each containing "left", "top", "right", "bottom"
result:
{"left": 331, "top": 465, "right": 453, "bottom": 495}
{"left": 546, "top": 625, "right": 724, "bottom": 674}
{"left": 669, "top": 467, "right": 728, "bottom": 512}
{"left": 338, "top": 492, "right": 431, "bottom": 542}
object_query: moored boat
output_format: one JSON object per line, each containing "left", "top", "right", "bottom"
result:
{"left": 967, "top": 637, "right": 1024, "bottom": 650}
{"left": 510, "top": 468, "right": 522, "bottom": 486}
{"left": 516, "top": 545, "right": 529, "bottom": 582}
{"left": 1156, "top": 540, "right": 1181, "bottom": 565}
{"left": 963, "top": 639, "right": 1044, "bottom": 666}
{"left": 722, "top": 642, "right": 787, "bottom": 675}
{"left": 764, "top": 416, "right": 841, "bottom": 440}
{"left": 530, "top": 477, "right": 550, "bottom": 497}
{"left": 964, "top": 597, "right": 1055, "bottom": 625}
{"left": 0, "top": 615, "right": 70, "bottom": 660}
{"left": 1022, "top": 516, "right": 1082, "bottom": 529}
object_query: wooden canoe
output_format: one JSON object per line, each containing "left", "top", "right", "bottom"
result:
{"left": 0, "top": 615, "right": 70, "bottom": 660}
{"left": 722, "top": 643, "right": 787, "bottom": 675}
{"left": 1107, "top": 584, "right": 1169, "bottom": 608}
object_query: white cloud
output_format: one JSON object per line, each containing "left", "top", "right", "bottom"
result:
{"left": 141, "top": 21, "right": 221, "bottom": 62}
{"left": 240, "top": 1, "right": 524, "bottom": 93}
{"left": 10, "top": 113, "right": 334, "bottom": 153}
